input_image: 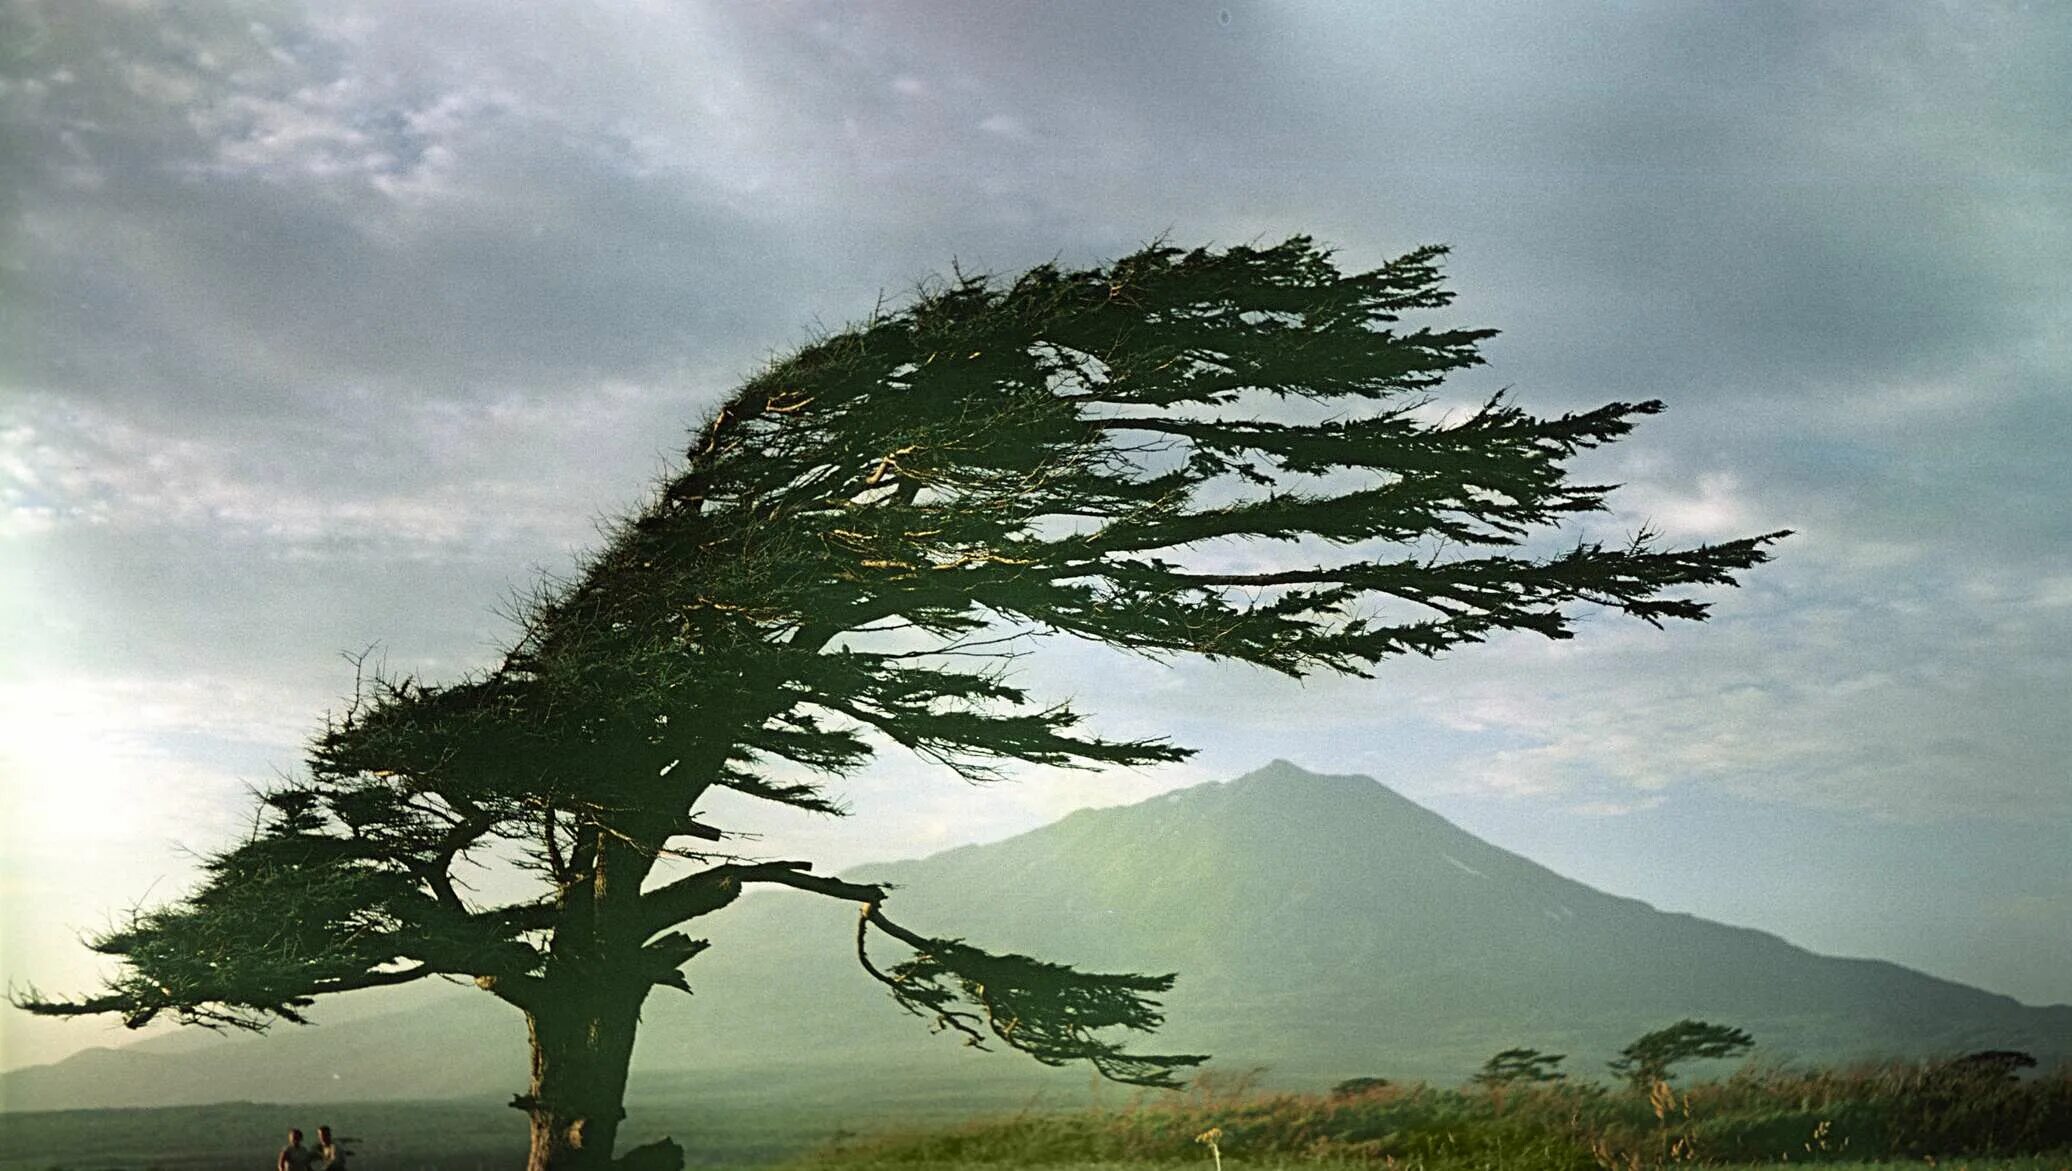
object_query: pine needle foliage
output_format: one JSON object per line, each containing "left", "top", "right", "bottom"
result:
{"left": 20, "top": 238, "right": 1784, "bottom": 1169}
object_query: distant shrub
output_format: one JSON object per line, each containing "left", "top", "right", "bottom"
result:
{"left": 1883, "top": 1053, "right": 2072, "bottom": 1157}
{"left": 1949, "top": 1049, "right": 2042, "bottom": 1083}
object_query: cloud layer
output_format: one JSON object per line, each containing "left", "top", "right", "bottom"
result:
{"left": 3, "top": 1, "right": 2068, "bottom": 1063}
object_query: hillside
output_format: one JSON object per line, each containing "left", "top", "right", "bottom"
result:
{"left": 6, "top": 761, "right": 2067, "bottom": 1112}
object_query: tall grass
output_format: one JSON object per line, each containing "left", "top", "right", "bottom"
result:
{"left": 807, "top": 1058, "right": 2072, "bottom": 1170}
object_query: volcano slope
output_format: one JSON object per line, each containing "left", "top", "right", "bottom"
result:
{"left": 7, "top": 760, "right": 2067, "bottom": 1111}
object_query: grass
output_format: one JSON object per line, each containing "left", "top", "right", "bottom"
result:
{"left": 781, "top": 1159, "right": 2072, "bottom": 1171}
{"left": 796, "top": 1059, "right": 2072, "bottom": 1171}
{"left": 5, "top": 1059, "right": 2066, "bottom": 1171}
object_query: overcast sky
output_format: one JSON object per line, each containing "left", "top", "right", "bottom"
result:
{"left": 4, "top": 1, "right": 2068, "bottom": 1071}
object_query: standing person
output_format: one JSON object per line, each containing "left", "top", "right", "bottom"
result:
{"left": 316, "top": 1124, "right": 351, "bottom": 1171}
{"left": 277, "top": 1129, "right": 315, "bottom": 1171}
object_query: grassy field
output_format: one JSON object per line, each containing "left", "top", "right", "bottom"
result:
{"left": 6, "top": 1059, "right": 2067, "bottom": 1171}
{"left": 0, "top": 1063, "right": 1081, "bottom": 1171}
{"left": 787, "top": 1157, "right": 2072, "bottom": 1170}
{"left": 0, "top": 1099, "right": 521, "bottom": 1171}
{"left": 798, "top": 1060, "right": 2072, "bottom": 1171}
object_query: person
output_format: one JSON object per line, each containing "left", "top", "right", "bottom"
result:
{"left": 316, "top": 1124, "right": 351, "bottom": 1171}
{"left": 277, "top": 1129, "right": 315, "bottom": 1171}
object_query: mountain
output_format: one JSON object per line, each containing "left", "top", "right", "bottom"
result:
{"left": 6, "top": 761, "right": 2068, "bottom": 1112}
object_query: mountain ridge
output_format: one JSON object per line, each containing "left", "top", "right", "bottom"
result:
{"left": 5, "top": 760, "right": 2066, "bottom": 1112}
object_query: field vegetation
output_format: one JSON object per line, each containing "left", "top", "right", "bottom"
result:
{"left": 7, "top": 1055, "right": 2066, "bottom": 1171}
{"left": 809, "top": 1057, "right": 2072, "bottom": 1171}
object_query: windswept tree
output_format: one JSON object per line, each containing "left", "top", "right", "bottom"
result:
{"left": 1471, "top": 1047, "right": 1569, "bottom": 1087}
{"left": 22, "top": 238, "right": 1784, "bottom": 1171}
{"left": 1940, "top": 1049, "right": 2039, "bottom": 1085}
{"left": 1610, "top": 1020, "right": 1757, "bottom": 1089}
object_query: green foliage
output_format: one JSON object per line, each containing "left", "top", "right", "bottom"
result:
{"left": 1470, "top": 1046, "right": 1569, "bottom": 1087}
{"left": 1886, "top": 1052, "right": 2066, "bottom": 1156}
{"left": 1609, "top": 1019, "right": 1756, "bottom": 1089}
{"left": 860, "top": 918, "right": 1188, "bottom": 1086}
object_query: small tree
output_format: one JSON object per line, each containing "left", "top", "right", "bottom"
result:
{"left": 21, "top": 238, "right": 1783, "bottom": 1171}
{"left": 1471, "top": 1047, "right": 1568, "bottom": 1087}
{"left": 1941, "top": 1049, "right": 2038, "bottom": 1084}
{"left": 1609, "top": 1020, "right": 1755, "bottom": 1089}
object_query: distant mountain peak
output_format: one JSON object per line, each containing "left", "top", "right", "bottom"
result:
{"left": 1232, "top": 757, "right": 1343, "bottom": 783}
{"left": 1239, "top": 757, "right": 1314, "bottom": 778}
{"left": 1224, "top": 758, "right": 1421, "bottom": 794}
{"left": 1214, "top": 759, "right": 1435, "bottom": 815}
{"left": 8, "top": 759, "right": 2068, "bottom": 1115}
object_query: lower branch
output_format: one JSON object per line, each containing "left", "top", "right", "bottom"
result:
{"left": 853, "top": 901, "right": 1206, "bottom": 1088}
{"left": 633, "top": 860, "right": 1204, "bottom": 1089}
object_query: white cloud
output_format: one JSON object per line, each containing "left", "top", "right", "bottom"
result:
{"left": 977, "top": 113, "right": 1033, "bottom": 140}
{"left": 0, "top": 384, "right": 688, "bottom": 553}
{"left": 1405, "top": 544, "right": 2072, "bottom": 820}
{"left": 0, "top": 674, "right": 272, "bottom": 848}
{"left": 1617, "top": 471, "right": 1757, "bottom": 542}
{"left": 1568, "top": 796, "right": 1667, "bottom": 817}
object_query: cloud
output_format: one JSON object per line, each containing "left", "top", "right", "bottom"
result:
{"left": 3, "top": 0, "right": 2071, "bottom": 1048}
{"left": 5, "top": 0, "right": 2062, "bottom": 794}
{"left": 1, "top": 384, "right": 693, "bottom": 549}
{"left": 3, "top": 3, "right": 837, "bottom": 440}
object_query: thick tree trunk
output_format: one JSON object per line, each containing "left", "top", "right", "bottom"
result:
{"left": 520, "top": 988, "right": 645, "bottom": 1171}
{"left": 517, "top": 829, "right": 679, "bottom": 1171}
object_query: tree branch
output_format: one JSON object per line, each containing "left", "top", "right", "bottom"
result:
{"left": 639, "top": 860, "right": 884, "bottom": 938}
{"left": 851, "top": 901, "right": 1206, "bottom": 1088}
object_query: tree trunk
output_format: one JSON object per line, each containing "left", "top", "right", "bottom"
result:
{"left": 521, "top": 987, "right": 649, "bottom": 1171}
{"left": 519, "top": 830, "right": 676, "bottom": 1171}
{"left": 521, "top": 994, "right": 638, "bottom": 1171}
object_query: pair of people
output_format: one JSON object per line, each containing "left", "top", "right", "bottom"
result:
{"left": 276, "top": 1125, "right": 350, "bottom": 1171}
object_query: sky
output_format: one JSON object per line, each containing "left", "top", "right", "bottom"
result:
{"left": 2, "top": 1, "right": 2068, "bottom": 1071}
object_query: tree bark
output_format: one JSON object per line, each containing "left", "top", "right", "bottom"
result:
{"left": 517, "top": 828, "right": 675, "bottom": 1171}
{"left": 520, "top": 987, "right": 648, "bottom": 1171}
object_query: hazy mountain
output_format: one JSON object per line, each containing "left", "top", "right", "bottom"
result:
{"left": 7, "top": 761, "right": 2067, "bottom": 1112}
